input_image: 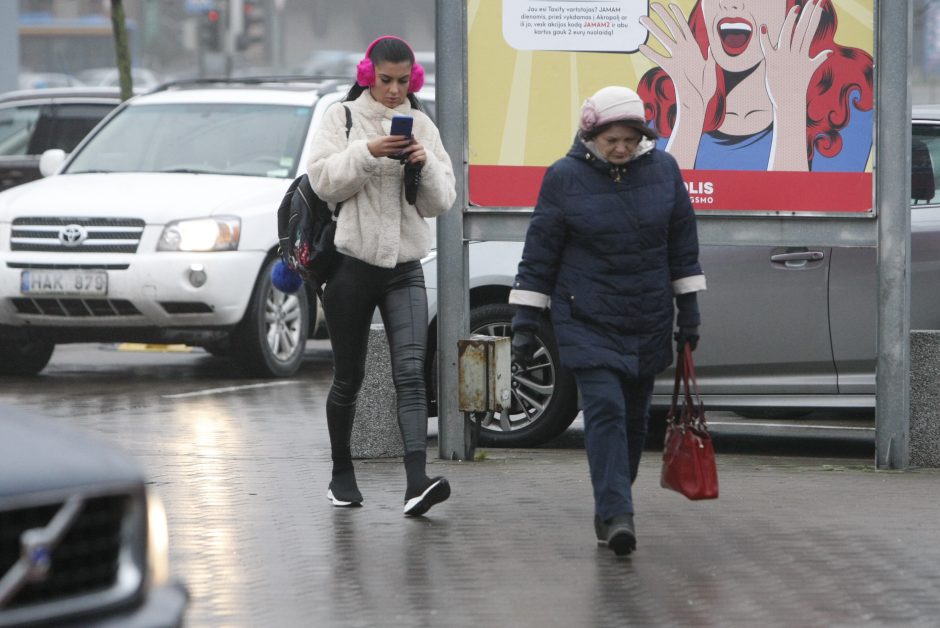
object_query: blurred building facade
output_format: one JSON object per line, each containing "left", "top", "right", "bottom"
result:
{"left": 7, "top": 0, "right": 940, "bottom": 102}
{"left": 11, "top": 0, "right": 435, "bottom": 86}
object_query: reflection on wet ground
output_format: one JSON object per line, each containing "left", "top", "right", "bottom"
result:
{"left": 2, "top": 343, "right": 937, "bottom": 627}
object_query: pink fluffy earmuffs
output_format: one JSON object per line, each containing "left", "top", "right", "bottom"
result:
{"left": 355, "top": 35, "right": 425, "bottom": 93}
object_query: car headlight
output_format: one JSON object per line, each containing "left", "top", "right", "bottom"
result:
{"left": 157, "top": 216, "right": 240, "bottom": 252}
{"left": 146, "top": 490, "right": 170, "bottom": 587}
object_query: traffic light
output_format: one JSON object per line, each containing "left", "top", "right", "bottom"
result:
{"left": 199, "top": 9, "right": 223, "bottom": 52}
{"left": 236, "top": 0, "right": 265, "bottom": 51}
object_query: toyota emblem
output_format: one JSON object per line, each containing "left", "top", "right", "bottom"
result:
{"left": 58, "top": 224, "right": 88, "bottom": 247}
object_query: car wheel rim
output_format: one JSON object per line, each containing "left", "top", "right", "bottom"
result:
{"left": 265, "top": 286, "right": 303, "bottom": 362}
{"left": 471, "top": 320, "right": 555, "bottom": 433}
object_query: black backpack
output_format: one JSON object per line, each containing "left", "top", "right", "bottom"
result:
{"left": 276, "top": 104, "right": 352, "bottom": 293}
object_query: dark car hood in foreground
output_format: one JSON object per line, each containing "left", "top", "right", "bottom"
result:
{"left": 0, "top": 405, "right": 143, "bottom": 498}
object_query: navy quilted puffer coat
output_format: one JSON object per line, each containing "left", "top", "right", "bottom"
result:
{"left": 509, "top": 136, "right": 705, "bottom": 377}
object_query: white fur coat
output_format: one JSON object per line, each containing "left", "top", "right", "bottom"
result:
{"left": 306, "top": 90, "right": 456, "bottom": 268}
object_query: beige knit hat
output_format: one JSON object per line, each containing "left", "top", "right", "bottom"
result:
{"left": 579, "top": 85, "right": 658, "bottom": 139}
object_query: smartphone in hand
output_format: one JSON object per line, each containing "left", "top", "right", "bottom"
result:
{"left": 390, "top": 115, "right": 413, "bottom": 138}
{"left": 388, "top": 115, "right": 414, "bottom": 161}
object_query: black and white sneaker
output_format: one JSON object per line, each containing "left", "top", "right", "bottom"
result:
{"left": 327, "top": 469, "right": 362, "bottom": 507}
{"left": 403, "top": 476, "right": 450, "bottom": 516}
{"left": 326, "top": 486, "right": 362, "bottom": 507}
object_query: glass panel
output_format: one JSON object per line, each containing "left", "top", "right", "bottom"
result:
{"left": 47, "top": 104, "right": 117, "bottom": 152}
{"left": 912, "top": 124, "right": 940, "bottom": 205}
{"left": 66, "top": 103, "right": 313, "bottom": 178}
{"left": 0, "top": 106, "right": 41, "bottom": 156}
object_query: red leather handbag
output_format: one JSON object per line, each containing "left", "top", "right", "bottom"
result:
{"left": 661, "top": 344, "right": 719, "bottom": 500}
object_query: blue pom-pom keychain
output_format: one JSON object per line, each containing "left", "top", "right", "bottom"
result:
{"left": 271, "top": 260, "right": 303, "bottom": 294}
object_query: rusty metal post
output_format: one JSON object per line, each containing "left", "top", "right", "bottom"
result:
{"left": 457, "top": 335, "right": 512, "bottom": 459}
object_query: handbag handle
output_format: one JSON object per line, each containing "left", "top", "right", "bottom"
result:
{"left": 681, "top": 344, "right": 709, "bottom": 429}
{"left": 668, "top": 347, "right": 694, "bottom": 420}
{"left": 669, "top": 345, "right": 707, "bottom": 428}
{"left": 683, "top": 345, "right": 700, "bottom": 401}
{"left": 668, "top": 349, "right": 684, "bottom": 418}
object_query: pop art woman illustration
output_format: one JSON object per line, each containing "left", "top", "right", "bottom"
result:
{"left": 637, "top": 0, "right": 873, "bottom": 172}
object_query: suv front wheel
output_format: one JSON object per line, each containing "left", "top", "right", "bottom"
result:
{"left": 469, "top": 303, "right": 579, "bottom": 447}
{"left": 0, "top": 334, "right": 55, "bottom": 376}
{"left": 232, "top": 257, "right": 309, "bottom": 377}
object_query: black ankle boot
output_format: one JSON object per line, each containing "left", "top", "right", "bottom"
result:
{"left": 594, "top": 515, "right": 608, "bottom": 546}
{"left": 605, "top": 513, "right": 636, "bottom": 556}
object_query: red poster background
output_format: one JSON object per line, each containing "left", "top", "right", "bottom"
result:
{"left": 469, "top": 166, "right": 873, "bottom": 214}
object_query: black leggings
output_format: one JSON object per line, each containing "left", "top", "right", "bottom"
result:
{"left": 322, "top": 254, "right": 429, "bottom": 454}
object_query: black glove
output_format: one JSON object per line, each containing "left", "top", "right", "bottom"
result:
{"left": 511, "top": 329, "right": 538, "bottom": 366}
{"left": 674, "top": 326, "right": 699, "bottom": 353}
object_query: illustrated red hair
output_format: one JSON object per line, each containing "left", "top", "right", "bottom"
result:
{"left": 637, "top": 0, "right": 873, "bottom": 165}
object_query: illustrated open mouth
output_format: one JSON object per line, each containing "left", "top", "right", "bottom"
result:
{"left": 718, "top": 19, "right": 753, "bottom": 56}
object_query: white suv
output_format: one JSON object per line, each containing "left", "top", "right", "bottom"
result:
{"left": 0, "top": 78, "right": 361, "bottom": 377}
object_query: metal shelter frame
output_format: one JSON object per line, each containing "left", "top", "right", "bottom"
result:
{"left": 434, "top": 0, "right": 912, "bottom": 469}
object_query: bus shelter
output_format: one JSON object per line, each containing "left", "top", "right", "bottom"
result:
{"left": 434, "top": 0, "right": 912, "bottom": 469}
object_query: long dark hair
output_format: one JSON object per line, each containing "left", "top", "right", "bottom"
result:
{"left": 344, "top": 37, "right": 423, "bottom": 111}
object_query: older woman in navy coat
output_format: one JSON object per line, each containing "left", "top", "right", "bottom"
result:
{"left": 510, "top": 86, "right": 706, "bottom": 556}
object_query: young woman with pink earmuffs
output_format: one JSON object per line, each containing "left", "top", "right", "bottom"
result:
{"left": 306, "top": 35, "right": 456, "bottom": 516}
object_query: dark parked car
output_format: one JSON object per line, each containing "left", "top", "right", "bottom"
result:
{"left": 0, "top": 88, "right": 121, "bottom": 192}
{"left": 0, "top": 405, "right": 188, "bottom": 626}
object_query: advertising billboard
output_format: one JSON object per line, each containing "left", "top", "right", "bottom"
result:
{"left": 468, "top": 0, "right": 875, "bottom": 215}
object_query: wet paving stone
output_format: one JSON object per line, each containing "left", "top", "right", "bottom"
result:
{"left": 2, "top": 344, "right": 939, "bottom": 627}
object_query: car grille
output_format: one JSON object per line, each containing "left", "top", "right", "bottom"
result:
{"left": 0, "top": 493, "right": 139, "bottom": 612}
{"left": 11, "top": 218, "right": 145, "bottom": 254}
{"left": 11, "top": 297, "right": 141, "bottom": 317}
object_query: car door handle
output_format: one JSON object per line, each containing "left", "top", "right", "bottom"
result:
{"left": 770, "top": 251, "right": 825, "bottom": 262}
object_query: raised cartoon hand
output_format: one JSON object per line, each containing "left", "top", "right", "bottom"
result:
{"left": 639, "top": 3, "right": 717, "bottom": 116}
{"left": 758, "top": 0, "right": 832, "bottom": 170}
{"left": 639, "top": 3, "right": 716, "bottom": 168}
